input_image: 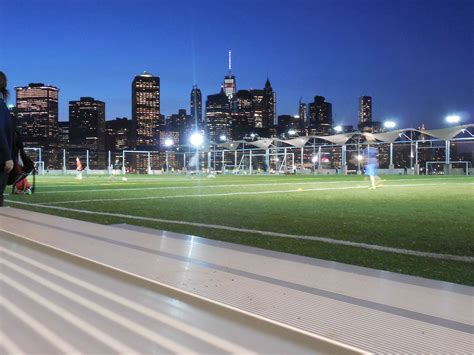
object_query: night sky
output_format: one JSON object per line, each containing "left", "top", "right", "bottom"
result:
{"left": 1, "top": 0, "right": 472, "bottom": 128}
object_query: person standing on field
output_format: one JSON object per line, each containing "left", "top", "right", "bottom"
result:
{"left": 364, "top": 146, "right": 380, "bottom": 190}
{"left": 0, "top": 71, "right": 14, "bottom": 207}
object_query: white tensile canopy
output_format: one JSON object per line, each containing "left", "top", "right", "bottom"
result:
{"left": 422, "top": 124, "right": 473, "bottom": 141}
{"left": 246, "top": 138, "right": 274, "bottom": 149}
{"left": 211, "top": 124, "right": 472, "bottom": 150}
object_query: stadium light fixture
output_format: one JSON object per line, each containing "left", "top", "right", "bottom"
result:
{"left": 446, "top": 115, "right": 460, "bottom": 124}
{"left": 384, "top": 120, "right": 396, "bottom": 129}
{"left": 190, "top": 132, "right": 204, "bottom": 147}
{"left": 356, "top": 154, "right": 363, "bottom": 161}
{"left": 164, "top": 138, "right": 174, "bottom": 147}
{"left": 334, "top": 125, "right": 343, "bottom": 133}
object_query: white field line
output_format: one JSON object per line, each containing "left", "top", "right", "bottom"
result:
{"left": 32, "top": 179, "right": 363, "bottom": 193}
{"left": 0, "top": 273, "right": 137, "bottom": 353}
{"left": 30, "top": 178, "right": 460, "bottom": 194}
{"left": 5, "top": 199, "right": 473, "bottom": 263}
{"left": 0, "top": 331, "right": 23, "bottom": 354}
{"left": 37, "top": 183, "right": 448, "bottom": 205}
{"left": 1, "top": 261, "right": 197, "bottom": 354}
{"left": 0, "top": 246, "right": 254, "bottom": 355}
{"left": 0, "top": 295, "right": 80, "bottom": 354}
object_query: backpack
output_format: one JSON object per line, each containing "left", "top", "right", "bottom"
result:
{"left": 7, "top": 131, "right": 36, "bottom": 193}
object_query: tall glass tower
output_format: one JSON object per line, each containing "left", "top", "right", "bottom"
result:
{"left": 131, "top": 71, "right": 160, "bottom": 149}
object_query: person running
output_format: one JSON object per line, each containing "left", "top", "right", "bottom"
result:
{"left": 0, "top": 71, "right": 14, "bottom": 207}
{"left": 76, "top": 157, "right": 84, "bottom": 179}
{"left": 364, "top": 146, "right": 380, "bottom": 190}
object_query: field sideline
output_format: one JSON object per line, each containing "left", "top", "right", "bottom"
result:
{"left": 4, "top": 174, "right": 474, "bottom": 285}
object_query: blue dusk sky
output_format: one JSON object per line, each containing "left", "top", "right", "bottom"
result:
{"left": 1, "top": 0, "right": 473, "bottom": 128}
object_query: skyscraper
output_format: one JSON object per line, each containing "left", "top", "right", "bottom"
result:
{"left": 168, "top": 109, "right": 193, "bottom": 145}
{"left": 223, "top": 50, "right": 236, "bottom": 100}
{"left": 231, "top": 90, "right": 253, "bottom": 140}
{"left": 16, "top": 83, "right": 59, "bottom": 150}
{"left": 358, "top": 96, "right": 372, "bottom": 131}
{"left": 206, "top": 88, "right": 231, "bottom": 143}
{"left": 190, "top": 85, "right": 202, "bottom": 127}
{"left": 132, "top": 71, "right": 160, "bottom": 149}
{"left": 57, "top": 121, "right": 69, "bottom": 149}
{"left": 308, "top": 96, "right": 332, "bottom": 135}
{"left": 105, "top": 118, "right": 132, "bottom": 152}
{"left": 249, "top": 89, "right": 264, "bottom": 128}
{"left": 69, "top": 97, "right": 106, "bottom": 168}
{"left": 298, "top": 99, "right": 307, "bottom": 127}
{"left": 262, "top": 78, "right": 276, "bottom": 128}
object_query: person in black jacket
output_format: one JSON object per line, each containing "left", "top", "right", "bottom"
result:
{"left": 0, "top": 71, "right": 14, "bottom": 207}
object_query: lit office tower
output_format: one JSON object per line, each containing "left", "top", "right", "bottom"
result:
{"left": 190, "top": 85, "right": 202, "bottom": 128}
{"left": 298, "top": 99, "right": 307, "bottom": 126}
{"left": 262, "top": 78, "right": 276, "bottom": 128}
{"left": 16, "top": 83, "right": 59, "bottom": 149}
{"left": 206, "top": 88, "right": 231, "bottom": 143}
{"left": 69, "top": 97, "right": 106, "bottom": 168}
{"left": 308, "top": 96, "right": 332, "bottom": 135}
{"left": 132, "top": 71, "right": 160, "bottom": 149}
{"left": 358, "top": 96, "right": 372, "bottom": 130}
{"left": 223, "top": 50, "right": 236, "bottom": 99}
{"left": 250, "top": 89, "right": 264, "bottom": 128}
{"left": 105, "top": 118, "right": 132, "bottom": 152}
{"left": 231, "top": 90, "right": 254, "bottom": 140}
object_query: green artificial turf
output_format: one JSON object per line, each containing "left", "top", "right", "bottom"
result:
{"left": 5, "top": 174, "right": 474, "bottom": 285}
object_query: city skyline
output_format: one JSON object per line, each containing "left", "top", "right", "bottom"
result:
{"left": 2, "top": 0, "right": 473, "bottom": 128}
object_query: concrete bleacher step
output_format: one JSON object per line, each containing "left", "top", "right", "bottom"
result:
{"left": 0, "top": 208, "right": 472, "bottom": 353}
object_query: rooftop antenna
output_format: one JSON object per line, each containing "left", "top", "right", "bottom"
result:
{"left": 228, "top": 49, "right": 232, "bottom": 75}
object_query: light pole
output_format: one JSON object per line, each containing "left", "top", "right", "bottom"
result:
{"left": 189, "top": 132, "right": 204, "bottom": 174}
{"left": 384, "top": 120, "right": 396, "bottom": 130}
{"left": 444, "top": 115, "right": 460, "bottom": 175}
{"left": 164, "top": 138, "right": 173, "bottom": 173}
{"left": 384, "top": 121, "right": 396, "bottom": 169}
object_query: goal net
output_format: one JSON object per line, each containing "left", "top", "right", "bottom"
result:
{"left": 425, "top": 161, "right": 471, "bottom": 176}
{"left": 122, "top": 150, "right": 162, "bottom": 174}
{"left": 221, "top": 150, "right": 295, "bottom": 174}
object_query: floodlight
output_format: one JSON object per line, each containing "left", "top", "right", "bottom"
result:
{"left": 288, "top": 129, "right": 296, "bottom": 135}
{"left": 190, "top": 132, "right": 204, "bottom": 147}
{"left": 334, "top": 125, "right": 343, "bottom": 133}
{"left": 219, "top": 135, "right": 227, "bottom": 141}
{"left": 446, "top": 115, "right": 460, "bottom": 124}
{"left": 384, "top": 120, "right": 396, "bottom": 129}
{"left": 250, "top": 133, "right": 256, "bottom": 138}
{"left": 311, "top": 155, "right": 318, "bottom": 163}
{"left": 356, "top": 155, "right": 363, "bottom": 161}
{"left": 164, "top": 138, "right": 173, "bottom": 147}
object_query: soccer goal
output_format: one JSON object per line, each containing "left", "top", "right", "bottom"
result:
{"left": 425, "top": 161, "right": 471, "bottom": 176}
{"left": 24, "top": 147, "right": 45, "bottom": 175}
{"left": 122, "top": 150, "right": 162, "bottom": 174}
{"left": 223, "top": 150, "right": 295, "bottom": 174}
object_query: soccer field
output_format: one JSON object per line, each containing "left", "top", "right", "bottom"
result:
{"left": 4, "top": 174, "right": 474, "bottom": 285}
